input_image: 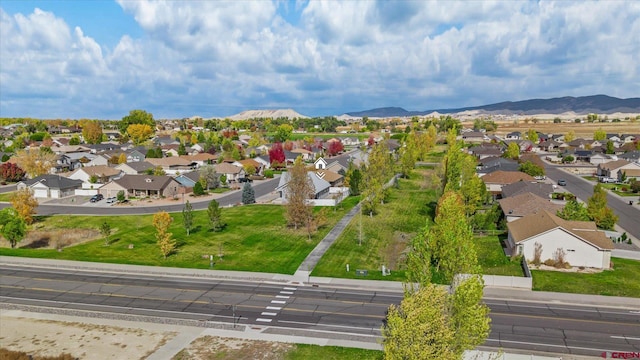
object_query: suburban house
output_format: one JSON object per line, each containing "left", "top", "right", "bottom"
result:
{"left": 462, "top": 131, "right": 489, "bottom": 143}
{"left": 276, "top": 171, "right": 331, "bottom": 201}
{"left": 180, "top": 152, "right": 218, "bottom": 167}
{"left": 619, "top": 151, "right": 640, "bottom": 164}
{"left": 501, "top": 181, "right": 554, "bottom": 199}
{"left": 116, "top": 161, "right": 154, "bottom": 175}
{"left": 233, "top": 158, "right": 263, "bottom": 176}
{"left": 476, "top": 157, "right": 519, "bottom": 175}
{"left": 254, "top": 155, "right": 271, "bottom": 170}
{"left": 290, "top": 148, "right": 314, "bottom": 161}
{"left": 84, "top": 154, "right": 110, "bottom": 167}
{"left": 505, "top": 131, "right": 521, "bottom": 140}
{"left": 312, "top": 169, "right": 344, "bottom": 187}
{"left": 589, "top": 153, "right": 616, "bottom": 165}
{"left": 619, "top": 168, "right": 640, "bottom": 182}
{"left": 596, "top": 160, "right": 640, "bottom": 179}
{"left": 174, "top": 171, "right": 201, "bottom": 188}
{"left": 498, "top": 193, "right": 563, "bottom": 222}
{"left": 67, "top": 165, "right": 122, "bottom": 183}
{"left": 146, "top": 157, "right": 195, "bottom": 175}
{"left": 468, "top": 144, "right": 503, "bottom": 159}
{"left": 480, "top": 170, "right": 536, "bottom": 198}
{"left": 506, "top": 210, "right": 613, "bottom": 269}
{"left": 214, "top": 162, "right": 245, "bottom": 182}
{"left": 538, "top": 140, "right": 562, "bottom": 152}
{"left": 17, "top": 174, "right": 83, "bottom": 199}
{"left": 100, "top": 175, "right": 183, "bottom": 199}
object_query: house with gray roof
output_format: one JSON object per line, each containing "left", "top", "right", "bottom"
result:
{"left": 100, "top": 175, "right": 182, "bottom": 199}
{"left": 116, "top": 161, "right": 154, "bottom": 175}
{"left": 17, "top": 175, "right": 82, "bottom": 198}
{"left": 276, "top": 171, "right": 331, "bottom": 201}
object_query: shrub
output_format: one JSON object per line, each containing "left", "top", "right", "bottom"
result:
{"left": 553, "top": 247, "right": 569, "bottom": 268}
{"left": 193, "top": 182, "right": 205, "bottom": 196}
{"left": 532, "top": 242, "right": 543, "bottom": 266}
{"left": 264, "top": 169, "right": 274, "bottom": 178}
{"left": 543, "top": 259, "right": 556, "bottom": 267}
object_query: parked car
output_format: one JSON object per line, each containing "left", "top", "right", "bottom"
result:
{"left": 557, "top": 179, "right": 567, "bottom": 186}
{"left": 106, "top": 197, "right": 117, "bottom": 204}
{"left": 534, "top": 175, "right": 546, "bottom": 180}
{"left": 238, "top": 177, "right": 253, "bottom": 183}
{"left": 599, "top": 177, "right": 617, "bottom": 183}
{"left": 90, "top": 194, "right": 104, "bottom": 203}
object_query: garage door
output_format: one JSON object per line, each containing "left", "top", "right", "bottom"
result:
{"left": 33, "top": 189, "right": 49, "bottom": 198}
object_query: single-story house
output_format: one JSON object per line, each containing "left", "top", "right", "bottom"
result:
{"left": 462, "top": 131, "right": 489, "bottom": 143}
{"left": 498, "top": 192, "right": 563, "bottom": 222}
{"left": 507, "top": 210, "right": 613, "bottom": 269}
{"left": 233, "top": 158, "right": 264, "bottom": 175}
{"left": 116, "top": 161, "right": 154, "bottom": 175}
{"left": 17, "top": 174, "right": 83, "bottom": 199}
{"left": 500, "top": 181, "right": 554, "bottom": 199}
{"left": 174, "top": 171, "right": 201, "bottom": 188}
{"left": 180, "top": 153, "right": 218, "bottom": 167}
{"left": 597, "top": 160, "right": 640, "bottom": 179}
{"left": 146, "top": 157, "right": 195, "bottom": 175}
{"left": 276, "top": 171, "right": 331, "bottom": 201}
{"left": 480, "top": 170, "right": 535, "bottom": 197}
{"left": 215, "top": 162, "right": 246, "bottom": 182}
{"left": 100, "top": 175, "right": 183, "bottom": 199}
{"left": 67, "top": 165, "right": 122, "bottom": 184}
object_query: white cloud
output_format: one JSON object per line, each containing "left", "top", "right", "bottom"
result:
{"left": 1, "top": 1, "right": 638, "bottom": 118}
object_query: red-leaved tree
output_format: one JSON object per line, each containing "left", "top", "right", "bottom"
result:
{"left": 367, "top": 135, "right": 375, "bottom": 146}
{"left": 269, "top": 142, "right": 285, "bottom": 167}
{"left": 0, "top": 162, "right": 26, "bottom": 182}
{"left": 327, "top": 140, "right": 344, "bottom": 156}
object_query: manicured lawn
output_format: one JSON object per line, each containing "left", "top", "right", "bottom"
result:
{"left": 476, "top": 236, "right": 523, "bottom": 276}
{"left": 532, "top": 257, "right": 640, "bottom": 297}
{"left": 284, "top": 344, "right": 382, "bottom": 360}
{"left": 0, "top": 198, "right": 359, "bottom": 275}
{"left": 312, "top": 168, "right": 437, "bottom": 281}
{"left": 0, "top": 192, "right": 14, "bottom": 202}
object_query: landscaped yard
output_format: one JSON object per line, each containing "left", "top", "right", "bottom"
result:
{"left": 0, "top": 197, "right": 359, "bottom": 275}
{"left": 312, "top": 167, "right": 437, "bottom": 281}
{"left": 476, "top": 235, "right": 523, "bottom": 276}
{"left": 0, "top": 191, "right": 14, "bottom": 202}
{"left": 532, "top": 257, "right": 640, "bottom": 297}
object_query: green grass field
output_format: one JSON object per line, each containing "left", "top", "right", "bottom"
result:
{"left": 532, "top": 257, "right": 640, "bottom": 297}
{"left": 284, "top": 344, "right": 382, "bottom": 360}
{"left": 0, "top": 192, "right": 14, "bottom": 202}
{"left": 0, "top": 198, "right": 358, "bottom": 275}
{"left": 476, "top": 236, "right": 523, "bottom": 276}
{"left": 312, "top": 168, "right": 436, "bottom": 281}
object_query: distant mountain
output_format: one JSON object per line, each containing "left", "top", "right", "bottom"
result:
{"left": 228, "top": 108, "right": 309, "bottom": 120}
{"left": 346, "top": 95, "right": 640, "bottom": 117}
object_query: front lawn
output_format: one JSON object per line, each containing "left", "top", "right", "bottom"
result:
{"left": 284, "top": 344, "right": 382, "bottom": 360}
{"left": 0, "top": 192, "right": 14, "bottom": 202}
{"left": 312, "top": 168, "right": 437, "bottom": 281}
{"left": 0, "top": 198, "right": 359, "bottom": 275}
{"left": 532, "top": 257, "right": 640, "bottom": 297}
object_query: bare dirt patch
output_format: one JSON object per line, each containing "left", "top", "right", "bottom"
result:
{"left": 495, "top": 121, "right": 639, "bottom": 138}
{"left": 0, "top": 315, "right": 177, "bottom": 360}
{"left": 173, "top": 336, "right": 294, "bottom": 360}
{"left": 0, "top": 228, "right": 101, "bottom": 250}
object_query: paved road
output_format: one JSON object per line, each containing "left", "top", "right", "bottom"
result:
{"left": 0, "top": 177, "right": 281, "bottom": 215}
{"left": 1, "top": 266, "right": 639, "bottom": 357}
{"left": 543, "top": 162, "right": 640, "bottom": 242}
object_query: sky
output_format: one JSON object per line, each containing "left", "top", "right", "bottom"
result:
{"left": 0, "top": 0, "right": 638, "bottom": 119}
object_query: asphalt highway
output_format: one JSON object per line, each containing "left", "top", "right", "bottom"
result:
{"left": 1, "top": 266, "right": 638, "bottom": 357}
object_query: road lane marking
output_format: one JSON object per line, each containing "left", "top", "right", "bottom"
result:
{"left": 611, "top": 335, "right": 640, "bottom": 341}
{"left": 256, "top": 318, "right": 272, "bottom": 323}
{"left": 266, "top": 306, "right": 281, "bottom": 310}
{"left": 280, "top": 291, "right": 294, "bottom": 295}
{"left": 283, "top": 287, "right": 297, "bottom": 291}
{"left": 261, "top": 312, "right": 278, "bottom": 316}
{"left": 275, "top": 295, "right": 290, "bottom": 299}
{"left": 271, "top": 300, "right": 286, "bottom": 304}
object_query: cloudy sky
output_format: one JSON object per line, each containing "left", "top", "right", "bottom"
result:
{"left": 1, "top": 1, "right": 638, "bottom": 119}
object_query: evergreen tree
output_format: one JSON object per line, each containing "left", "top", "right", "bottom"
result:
{"left": 242, "top": 182, "right": 256, "bottom": 204}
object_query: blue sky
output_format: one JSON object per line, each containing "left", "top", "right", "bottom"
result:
{"left": 0, "top": 0, "right": 638, "bottom": 119}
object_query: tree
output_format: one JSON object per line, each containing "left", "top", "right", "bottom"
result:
{"left": 198, "top": 165, "right": 218, "bottom": 190}
{"left": 605, "top": 140, "right": 615, "bottom": 154}
{"left": 399, "top": 133, "right": 417, "bottom": 178}
{"left": 327, "top": 140, "right": 344, "bottom": 156}
{"left": 526, "top": 129, "right": 539, "bottom": 143}
{"left": 0, "top": 163, "right": 26, "bottom": 182}
{"left": 426, "top": 191, "right": 479, "bottom": 282}
{"left": 126, "top": 124, "right": 154, "bottom": 145}
{"left": 0, "top": 208, "right": 27, "bottom": 248}
{"left": 100, "top": 221, "right": 111, "bottom": 246}
{"left": 441, "top": 130, "right": 464, "bottom": 192}
{"left": 182, "top": 200, "right": 193, "bottom": 236}
{"left": 178, "top": 142, "right": 187, "bottom": 156}
{"left": 268, "top": 142, "right": 285, "bottom": 167}
{"left": 116, "top": 190, "right": 126, "bottom": 202}
{"left": 587, "top": 183, "right": 619, "bottom": 230}
{"left": 285, "top": 157, "right": 314, "bottom": 230}
{"left": 81, "top": 120, "right": 103, "bottom": 144}
{"left": 362, "top": 140, "right": 390, "bottom": 216}
{"left": 565, "top": 130, "right": 576, "bottom": 143}
{"left": 594, "top": 128, "right": 606, "bottom": 141}
{"left": 244, "top": 164, "right": 256, "bottom": 177}
{"left": 504, "top": 142, "right": 520, "bottom": 160}
{"left": 556, "top": 199, "right": 590, "bottom": 221}
{"left": 207, "top": 199, "right": 224, "bottom": 231}
{"left": 10, "top": 188, "right": 38, "bottom": 225}
{"left": 193, "top": 181, "right": 205, "bottom": 196}
{"left": 562, "top": 155, "right": 575, "bottom": 163}
{"left": 345, "top": 167, "right": 362, "bottom": 196}
{"left": 242, "top": 182, "right": 256, "bottom": 204}
{"left": 383, "top": 275, "right": 490, "bottom": 360}
{"left": 118, "top": 153, "right": 127, "bottom": 164}
{"left": 518, "top": 161, "right": 545, "bottom": 177}
{"left": 153, "top": 211, "right": 175, "bottom": 259}
{"left": 69, "top": 135, "right": 81, "bottom": 145}
{"left": 120, "top": 109, "right": 155, "bottom": 134}
{"left": 275, "top": 124, "right": 293, "bottom": 142}
{"left": 14, "top": 149, "right": 57, "bottom": 178}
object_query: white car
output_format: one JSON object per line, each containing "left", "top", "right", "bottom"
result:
{"left": 106, "top": 197, "right": 117, "bottom": 204}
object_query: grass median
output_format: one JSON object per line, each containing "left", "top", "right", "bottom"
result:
{"left": 0, "top": 197, "right": 359, "bottom": 275}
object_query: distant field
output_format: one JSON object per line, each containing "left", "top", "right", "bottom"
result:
{"left": 495, "top": 121, "right": 639, "bottom": 138}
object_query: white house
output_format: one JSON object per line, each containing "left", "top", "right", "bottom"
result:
{"left": 17, "top": 175, "right": 83, "bottom": 199}
{"left": 597, "top": 160, "right": 640, "bottom": 179}
{"left": 507, "top": 210, "right": 613, "bottom": 269}
{"left": 67, "top": 165, "right": 122, "bottom": 184}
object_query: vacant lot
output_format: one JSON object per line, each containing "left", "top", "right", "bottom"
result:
{"left": 0, "top": 199, "right": 358, "bottom": 275}
{"left": 496, "top": 120, "right": 639, "bottom": 138}
{"left": 312, "top": 167, "right": 437, "bottom": 281}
